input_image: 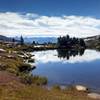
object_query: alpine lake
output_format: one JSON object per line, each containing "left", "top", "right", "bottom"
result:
{"left": 30, "top": 49, "right": 100, "bottom": 92}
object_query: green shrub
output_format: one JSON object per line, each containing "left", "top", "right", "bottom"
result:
{"left": 18, "top": 63, "right": 32, "bottom": 72}
{"left": 52, "top": 85, "right": 61, "bottom": 90}
{"left": 6, "top": 68, "right": 17, "bottom": 74}
{"left": 32, "top": 76, "right": 48, "bottom": 85}
{"left": 19, "top": 74, "right": 48, "bottom": 85}
{"left": 65, "top": 85, "right": 76, "bottom": 91}
{"left": 20, "top": 73, "right": 33, "bottom": 84}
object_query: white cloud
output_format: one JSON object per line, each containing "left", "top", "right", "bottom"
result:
{"left": 0, "top": 12, "right": 100, "bottom": 37}
{"left": 32, "top": 50, "right": 100, "bottom": 64}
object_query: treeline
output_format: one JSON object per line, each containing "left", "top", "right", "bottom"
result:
{"left": 57, "top": 35, "right": 86, "bottom": 48}
{"left": 11, "top": 35, "right": 86, "bottom": 51}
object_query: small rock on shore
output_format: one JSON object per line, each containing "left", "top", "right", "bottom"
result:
{"left": 75, "top": 85, "right": 88, "bottom": 92}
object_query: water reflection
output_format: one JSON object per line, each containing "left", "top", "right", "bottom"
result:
{"left": 57, "top": 49, "right": 85, "bottom": 60}
{"left": 32, "top": 49, "right": 100, "bottom": 64}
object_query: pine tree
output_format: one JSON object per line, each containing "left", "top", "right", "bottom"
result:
{"left": 20, "top": 35, "right": 24, "bottom": 45}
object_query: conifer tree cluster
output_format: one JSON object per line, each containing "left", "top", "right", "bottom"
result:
{"left": 57, "top": 35, "right": 86, "bottom": 48}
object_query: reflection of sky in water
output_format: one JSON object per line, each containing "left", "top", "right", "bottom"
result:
{"left": 32, "top": 49, "right": 100, "bottom": 64}
{"left": 32, "top": 49, "right": 100, "bottom": 92}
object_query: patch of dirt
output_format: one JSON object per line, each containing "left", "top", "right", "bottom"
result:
{"left": 0, "top": 71, "right": 20, "bottom": 85}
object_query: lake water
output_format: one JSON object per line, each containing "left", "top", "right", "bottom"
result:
{"left": 31, "top": 49, "right": 100, "bottom": 91}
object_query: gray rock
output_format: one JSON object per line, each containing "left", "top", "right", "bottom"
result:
{"left": 75, "top": 85, "right": 88, "bottom": 91}
{"left": 0, "top": 49, "right": 6, "bottom": 52}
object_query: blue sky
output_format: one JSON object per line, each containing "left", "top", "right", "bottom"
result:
{"left": 0, "top": 0, "right": 100, "bottom": 37}
{"left": 0, "top": 0, "right": 100, "bottom": 18}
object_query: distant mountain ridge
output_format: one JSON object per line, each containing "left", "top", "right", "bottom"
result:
{"left": 0, "top": 35, "right": 19, "bottom": 42}
{"left": 0, "top": 35, "right": 57, "bottom": 43}
{"left": 0, "top": 35, "right": 12, "bottom": 41}
{"left": 84, "top": 35, "right": 100, "bottom": 41}
{"left": 23, "top": 37, "right": 57, "bottom": 44}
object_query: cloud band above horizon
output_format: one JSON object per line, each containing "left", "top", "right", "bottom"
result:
{"left": 0, "top": 12, "right": 100, "bottom": 37}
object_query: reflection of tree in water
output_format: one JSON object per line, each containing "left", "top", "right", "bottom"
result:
{"left": 57, "top": 49, "right": 85, "bottom": 60}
